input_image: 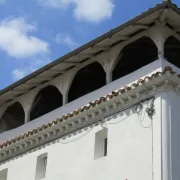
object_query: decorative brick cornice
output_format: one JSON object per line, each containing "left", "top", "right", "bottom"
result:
{"left": 0, "top": 67, "right": 180, "bottom": 163}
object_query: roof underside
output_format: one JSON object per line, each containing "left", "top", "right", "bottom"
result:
{"left": 0, "top": 1, "right": 180, "bottom": 106}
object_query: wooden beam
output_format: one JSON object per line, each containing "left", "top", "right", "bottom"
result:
{"left": 132, "top": 24, "right": 150, "bottom": 29}
{"left": 155, "top": 19, "right": 167, "bottom": 26}
{"left": 19, "top": 84, "right": 33, "bottom": 88}
{"left": 165, "top": 26, "right": 180, "bottom": 42}
{"left": 33, "top": 76, "right": 52, "bottom": 81}
{"left": 24, "top": 81, "right": 39, "bottom": 86}
{"left": 64, "top": 61, "right": 80, "bottom": 65}
{"left": 77, "top": 53, "right": 94, "bottom": 58}
{"left": 92, "top": 45, "right": 110, "bottom": 50}
{"left": 113, "top": 35, "right": 129, "bottom": 40}
{"left": 174, "top": 26, "right": 180, "bottom": 32}
{"left": 48, "top": 69, "right": 64, "bottom": 74}
{"left": 11, "top": 89, "right": 26, "bottom": 93}
{"left": 159, "top": 8, "right": 168, "bottom": 22}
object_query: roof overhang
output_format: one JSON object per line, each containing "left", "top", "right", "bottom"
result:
{"left": 0, "top": 1, "right": 180, "bottom": 106}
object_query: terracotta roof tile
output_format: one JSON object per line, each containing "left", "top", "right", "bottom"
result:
{"left": 0, "top": 66, "right": 179, "bottom": 149}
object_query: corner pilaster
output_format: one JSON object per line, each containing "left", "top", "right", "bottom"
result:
{"left": 161, "top": 92, "right": 172, "bottom": 180}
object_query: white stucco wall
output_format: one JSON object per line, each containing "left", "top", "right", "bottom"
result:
{"left": 0, "top": 20, "right": 179, "bottom": 180}
{"left": 0, "top": 59, "right": 179, "bottom": 180}
{"left": 160, "top": 91, "right": 180, "bottom": 180}
{"left": 0, "top": 96, "right": 162, "bottom": 180}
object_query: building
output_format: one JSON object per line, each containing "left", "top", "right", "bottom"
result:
{"left": 0, "top": 0, "right": 180, "bottom": 179}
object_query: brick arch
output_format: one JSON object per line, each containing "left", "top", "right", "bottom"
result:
{"left": 68, "top": 61, "right": 106, "bottom": 102}
{"left": 112, "top": 36, "right": 158, "bottom": 81}
{"left": 30, "top": 85, "right": 63, "bottom": 121}
{"left": 0, "top": 102, "right": 25, "bottom": 133}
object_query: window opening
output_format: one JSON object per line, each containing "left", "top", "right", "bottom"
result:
{"left": 68, "top": 62, "right": 106, "bottom": 102}
{"left": 35, "top": 154, "right": 48, "bottom": 180}
{"left": 94, "top": 128, "right": 108, "bottom": 159}
{"left": 164, "top": 36, "right": 180, "bottom": 68}
{"left": 112, "top": 37, "right": 158, "bottom": 81}
{"left": 30, "top": 86, "right": 63, "bottom": 121}
{"left": 104, "top": 137, "right": 108, "bottom": 157}
{"left": 0, "top": 169, "right": 8, "bottom": 180}
{"left": 0, "top": 102, "right": 25, "bottom": 133}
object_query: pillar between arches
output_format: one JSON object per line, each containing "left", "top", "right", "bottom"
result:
{"left": 148, "top": 25, "right": 172, "bottom": 61}
{"left": 60, "top": 70, "right": 78, "bottom": 105}
{"left": 18, "top": 91, "right": 38, "bottom": 124}
{"left": 50, "top": 76, "right": 64, "bottom": 104}
{"left": 97, "top": 44, "right": 123, "bottom": 84}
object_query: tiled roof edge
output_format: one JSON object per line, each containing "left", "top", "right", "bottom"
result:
{"left": 1, "top": 66, "right": 180, "bottom": 163}
{"left": 0, "top": 66, "right": 177, "bottom": 149}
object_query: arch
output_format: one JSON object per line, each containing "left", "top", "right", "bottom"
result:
{"left": 112, "top": 37, "right": 158, "bottom": 81}
{"left": 0, "top": 102, "right": 25, "bottom": 133}
{"left": 164, "top": 36, "right": 180, "bottom": 68}
{"left": 30, "top": 85, "right": 63, "bottom": 121}
{"left": 68, "top": 62, "right": 106, "bottom": 102}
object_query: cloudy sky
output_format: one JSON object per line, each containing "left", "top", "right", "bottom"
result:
{"left": 0, "top": 0, "right": 179, "bottom": 89}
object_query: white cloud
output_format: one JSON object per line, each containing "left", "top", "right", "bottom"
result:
{"left": 0, "top": 17, "right": 52, "bottom": 81}
{"left": 39, "top": 0, "right": 115, "bottom": 23}
{"left": 55, "top": 33, "right": 78, "bottom": 49}
{"left": 12, "top": 69, "right": 26, "bottom": 80}
{"left": 39, "top": 0, "right": 71, "bottom": 8}
{"left": 73, "top": 0, "right": 114, "bottom": 22}
{"left": 0, "top": 0, "right": 6, "bottom": 4}
{"left": 0, "top": 17, "right": 49, "bottom": 58}
{"left": 12, "top": 57, "right": 51, "bottom": 80}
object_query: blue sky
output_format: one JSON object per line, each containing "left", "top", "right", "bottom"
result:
{"left": 0, "top": 0, "right": 179, "bottom": 89}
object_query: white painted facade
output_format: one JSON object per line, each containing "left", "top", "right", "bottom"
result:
{"left": 1, "top": 3, "right": 180, "bottom": 180}
{"left": 0, "top": 24, "right": 174, "bottom": 141}
{"left": 1, "top": 83, "right": 180, "bottom": 180}
{"left": 0, "top": 101, "right": 156, "bottom": 180}
{"left": 0, "top": 60, "right": 179, "bottom": 180}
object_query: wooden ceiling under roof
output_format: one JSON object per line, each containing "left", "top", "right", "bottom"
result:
{"left": 0, "top": 1, "right": 180, "bottom": 106}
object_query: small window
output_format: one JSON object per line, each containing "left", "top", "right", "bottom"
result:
{"left": 94, "top": 128, "right": 108, "bottom": 159}
{"left": 35, "top": 154, "right": 48, "bottom": 180}
{"left": 0, "top": 169, "right": 8, "bottom": 180}
{"left": 104, "top": 137, "right": 108, "bottom": 156}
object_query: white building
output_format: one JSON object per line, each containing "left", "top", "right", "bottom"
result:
{"left": 0, "top": 0, "right": 180, "bottom": 180}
